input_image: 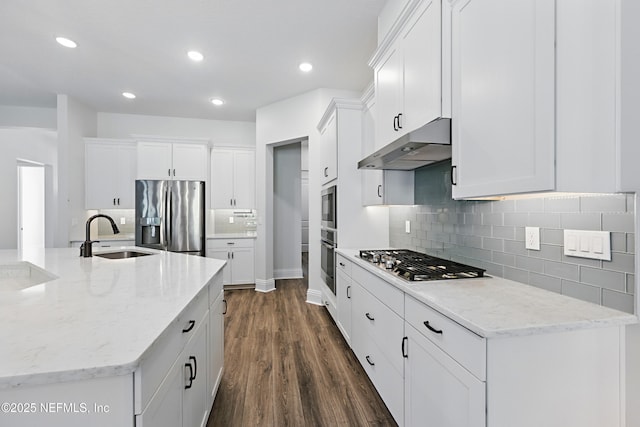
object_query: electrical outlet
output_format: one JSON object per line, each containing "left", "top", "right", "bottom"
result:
{"left": 229, "top": 216, "right": 234, "bottom": 224}
{"left": 525, "top": 227, "right": 540, "bottom": 250}
{"left": 405, "top": 220, "right": 411, "bottom": 233}
{"left": 120, "top": 217, "right": 126, "bottom": 225}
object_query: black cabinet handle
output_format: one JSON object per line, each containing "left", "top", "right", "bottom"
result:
{"left": 222, "top": 299, "right": 227, "bottom": 315}
{"left": 231, "top": 252, "right": 234, "bottom": 259}
{"left": 230, "top": 198, "right": 233, "bottom": 206}
{"left": 377, "top": 184, "right": 382, "bottom": 198}
{"left": 182, "top": 320, "right": 195, "bottom": 333}
{"left": 339, "top": 262, "right": 345, "bottom": 267}
{"left": 397, "top": 113, "right": 403, "bottom": 129}
{"left": 184, "top": 363, "right": 194, "bottom": 389}
{"left": 117, "top": 198, "right": 120, "bottom": 205}
{"left": 451, "top": 165, "right": 457, "bottom": 186}
{"left": 423, "top": 320, "right": 443, "bottom": 335}
{"left": 173, "top": 168, "right": 176, "bottom": 176}
{"left": 366, "top": 355, "right": 375, "bottom": 366}
{"left": 324, "top": 167, "right": 328, "bottom": 177}
{"left": 189, "top": 355, "right": 197, "bottom": 380}
{"left": 365, "top": 312, "right": 375, "bottom": 321}
{"left": 346, "top": 285, "right": 351, "bottom": 299}
{"left": 402, "top": 337, "right": 408, "bottom": 358}
{"left": 113, "top": 198, "right": 116, "bottom": 205}
{"left": 393, "top": 115, "right": 399, "bottom": 131}
{"left": 168, "top": 168, "right": 171, "bottom": 177}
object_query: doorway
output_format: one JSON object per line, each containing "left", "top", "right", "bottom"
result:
{"left": 17, "top": 161, "right": 45, "bottom": 251}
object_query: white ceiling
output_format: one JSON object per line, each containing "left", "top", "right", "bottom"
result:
{"left": 0, "top": 0, "right": 386, "bottom": 122}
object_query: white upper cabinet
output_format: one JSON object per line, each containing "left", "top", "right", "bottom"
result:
{"left": 450, "top": 0, "right": 555, "bottom": 199}
{"left": 319, "top": 111, "right": 338, "bottom": 185}
{"left": 85, "top": 138, "right": 136, "bottom": 209}
{"left": 210, "top": 148, "right": 255, "bottom": 209}
{"left": 137, "top": 140, "right": 208, "bottom": 181}
{"left": 450, "top": 0, "right": 640, "bottom": 198}
{"left": 370, "top": 0, "right": 448, "bottom": 151}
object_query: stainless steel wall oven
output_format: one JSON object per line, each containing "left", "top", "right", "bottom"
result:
{"left": 321, "top": 185, "right": 336, "bottom": 229}
{"left": 320, "top": 228, "right": 336, "bottom": 295}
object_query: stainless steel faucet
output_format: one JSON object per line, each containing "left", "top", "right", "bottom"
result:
{"left": 80, "top": 214, "right": 120, "bottom": 257}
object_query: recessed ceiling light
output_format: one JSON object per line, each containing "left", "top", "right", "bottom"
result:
{"left": 55, "top": 37, "right": 77, "bottom": 48}
{"left": 122, "top": 92, "right": 136, "bottom": 99}
{"left": 187, "top": 51, "right": 204, "bottom": 62}
{"left": 210, "top": 98, "right": 224, "bottom": 106}
{"left": 299, "top": 62, "right": 313, "bottom": 72}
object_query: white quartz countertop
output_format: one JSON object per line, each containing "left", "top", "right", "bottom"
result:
{"left": 206, "top": 232, "right": 257, "bottom": 239}
{"left": 0, "top": 247, "right": 225, "bottom": 389}
{"left": 337, "top": 249, "right": 636, "bottom": 338}
{"left": 69, "top": 233, "right": 135, "bottom": 242}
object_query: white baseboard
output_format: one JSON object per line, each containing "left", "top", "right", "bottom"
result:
{"left": 255, "top": 278, "right": 276, "bottom": 293}
{"left": 273, "top": 268, "right": 303, "bottom": 280}
{"left": 306, "top": 289, "right": 323, "bottom": 305}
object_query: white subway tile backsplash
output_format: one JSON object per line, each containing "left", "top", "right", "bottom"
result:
{"left": 606, "top": 252, "right": 635, "bottom": 274}
{"left": 541, "top": 228, "right": 563, "bottom": 245}
{"left": 544, "top": 260, "right": 579, "bottom": 281}
{"left": 529, "top": 273, "right": 562, "bottom": 293}
{"left": 504, "top": 212, "right": 529, "bottom": 227}
{"left": 544, "top": 197, "right": 580, "bottom": 213}
{"left": 492, "top": 225, "right": 516, "bottom": 240}
{"left": 560, "top": 213, "right": 601, "bottom": 230}
{"left": 580, "top": 194, "right": 627, "bottom": 213}
{"left": 580, "top": 267, "right": 625, "bottom": 292}
{"left": 561, "top": 280, "right": 602, "bottom": 305}
{"left": 515, "top": 255, "right": 544, "bottom": 273}
{"left": 602, "top": 213, "right": 635, "bottom": 233}
{"left": 504, "top": 266, "right": 529, "bottom": 283}
{"left": 602, "top": 289, "right": 634, "bottom": 313}
{"left": 515, "top": 198, "right": 544, "bottom": 212}
{"left": 482, "top": 237, "right": 503, "bottom": 252}
{"left": 528, "top": 212, "right": 561, "bottom": 229}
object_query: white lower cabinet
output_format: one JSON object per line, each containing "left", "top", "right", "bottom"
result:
{"left": 182, "top": 314, "right": 209, "bottom": 427}
{"left": 208, "top": 291, "right": 225, "bottom": 404}
{"left": 404, "top": 324, "right": 485, "bottom": 427}
{"left": 206, "top": 239, "right": 255, "bottom": 286}
{"left": 336, "top": 255, "right": 353, "bottom": 345}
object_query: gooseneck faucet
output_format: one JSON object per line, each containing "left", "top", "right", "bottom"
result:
{"left": 80, "top": 214, "right": 120, "bottom": 257}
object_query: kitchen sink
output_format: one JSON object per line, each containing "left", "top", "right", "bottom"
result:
{"left": 95, "top": 250, "right": 154, "bottom": 260}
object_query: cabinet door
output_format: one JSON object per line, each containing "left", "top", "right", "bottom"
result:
{"left": 207, "top": 249, "right": 232, "bottom": 285}
{"left": 375, "top": 45, "right": 403, "bottom": 149}
{"left": 211, "top": 150, "right": 234, "bottom": 209}
{"left": 137, "top": 142, "right": 173, "bottom": 180}
{"left": 85, "top": 143, "right": 120, "bottom": 209}
{"left": 402, "top": 0, "right": 442, "bottom": 133}
{"left": 405, "top": 325, "right": 485, "bottom": 427}
{"left": 233, "top": 150, "right": 256, "bottom": 209}
{"left": 230, "top": 247, "right": 254, "bottom": 285}
{"left": 208, "top": 292, "right": 225, "bottom": 407}
{"left": 451, "top": 0, "right": 555, "bottom": 198}
{"left": 173, "top": 144, "right": 208, "bottom": 181}
{"left": 116, "top": 144, "right": 137, "bottom": 208}
{"left": 336, "top": 270, "right": 352, "bottom": 345}
{"left": 136, "top": 357, "right": 183, "bottom": 427}
{"left": 320, "top": 112, "right": 338, "bottom": 185}
{"left": 183, "top": 314, "right": 209, "bottom": 427}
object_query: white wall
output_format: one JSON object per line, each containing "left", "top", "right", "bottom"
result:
{"left": 273, "top": 143, "right": 302, "bottom": 279}
{"left": 0, "top": 128, "right": 57, "bottom": 249}
{"left": 56, "top": 95, "right": 98, "bottom": 244}
{"left": 97, "top": 112, "right": 256, "bottom": 147}
{"left": 255, "top": 88, "right": 359, "bottom": 297}
{"left": 0, "top": 105, "right": 57, "bottom": 129}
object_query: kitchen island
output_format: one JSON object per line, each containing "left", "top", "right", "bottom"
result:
{"left": 336, "top": 248, "right": 636, "bottom": 427}
{"left": 0, "top": 247, "right": 226, "bottom": 427}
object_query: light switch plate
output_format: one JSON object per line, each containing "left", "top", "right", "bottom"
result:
{"left": 525, "top": 227, "right": 540, "bottom": 250}
{"left": 405, "top": 220, "right": 411, "bottom": 233}
{"left": 563, "top": 230, "right": 611, "bottom": 261}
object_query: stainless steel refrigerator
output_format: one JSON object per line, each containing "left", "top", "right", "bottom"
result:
{"left": 135, "top": 180, "right": 205, "bottom": 256}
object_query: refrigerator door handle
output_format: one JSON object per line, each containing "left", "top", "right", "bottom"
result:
{"left": 164, "top": 185, "right": 170, "bottom": 250}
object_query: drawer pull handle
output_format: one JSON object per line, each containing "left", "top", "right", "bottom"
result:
{"left": 339, "top": 262, "right": 345, "bottom": 267}
{"left": 402, "top": 336, "right": 408, "bottom": 358}
{"left": 365, "top": 312, "right": 375, "bottom": 321}
{"left": 189, "top": 355, "right": 197, "bottom": 380}
{"left": 184, "top": 363, "right": 194, "bottom": 389}
{"left": 423, "top": 321, "right": 443, "bottom": 335}
{"left": 366, "top": 355, "right": 375, "bottom": 366}
{"left": 346, "top": 285, "right": 351, "bottom": 299}
{"left": 182, "top": 320, "right": 195, "bottom": 333}
{"left": 223, "top": 299, "right": 228, "bottom": 315}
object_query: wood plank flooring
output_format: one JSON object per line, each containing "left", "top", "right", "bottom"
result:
{"left": 207, "top": 266, "right": 397, "bottom": 426}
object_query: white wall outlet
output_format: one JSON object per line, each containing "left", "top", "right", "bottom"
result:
{"left": 564, "top": 229, "right": 611, "bottom": 261}
{"left": 405, "top": 220, "right": 411, "bottom": 233}
{"left": 120, "top": 217, "right": 126, "bottom": 225}
{"left": 525, "top": 226, "right": 540, "bottom": 250}
{"left": 229, "top": 216, "right": 234, "bottom": 224}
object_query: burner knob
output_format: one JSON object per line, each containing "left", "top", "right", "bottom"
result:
{"left": 385, "top": 259, "right": 395, "bottom": 269}
{"left": 372, "top": 254, "right": 380, "bottom": 263}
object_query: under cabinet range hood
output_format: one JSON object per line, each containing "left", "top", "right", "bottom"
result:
{"left": 358, "top": 117, "right": 451, "bottom": 170}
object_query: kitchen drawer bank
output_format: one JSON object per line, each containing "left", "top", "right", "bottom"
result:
{"left": 335, "top": 248, "right": 636, "bottom": 427}
{"left": 0, "top": 247, "right": 226, "bottom": 427}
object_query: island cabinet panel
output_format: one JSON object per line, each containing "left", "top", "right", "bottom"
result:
{"left": 0, "top": 375, "right": 134, "bottom": 427}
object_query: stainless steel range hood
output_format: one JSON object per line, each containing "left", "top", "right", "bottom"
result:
{"left": 358, "top": 117, "right": 451, "bottom": 170}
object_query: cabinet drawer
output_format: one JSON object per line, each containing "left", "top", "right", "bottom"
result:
{"left": 336, "top": 254, "right": 352, "bottom": 277}
{"left": 351, "top": 263, "right": 403, "bottom": 316}
{"left": 405, "top": 295, "right": 486, "bottom": 380}
{"left": 206, "top": 238, "right": 254, "bottom": 249}
{"left": 134, "top": 288, "right": 209, "bottom": 413}
{"left": 352, "top": 282, "right": 404, "bottom": 374}
{"left": 352, "top": 324, "right": 403, "bottom": 425}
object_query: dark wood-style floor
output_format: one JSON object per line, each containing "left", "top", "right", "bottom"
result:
{"left": 207, "top": 257, "right": 397, "bottom": 427}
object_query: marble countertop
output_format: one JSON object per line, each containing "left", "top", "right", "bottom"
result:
{"left": 207, "top": 232, "right": 257, "bottom": 239}
{"left": 337, "top": 249, "right": 637, "bottom": 338}
{"left": 0, "top": 247, "right": 225, "bottom": 389}
{"left": 70, "top": 233, "right": 135, "bottom": 242}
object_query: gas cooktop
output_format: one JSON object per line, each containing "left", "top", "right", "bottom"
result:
{"left": 359, "top": 249, "right": 485, "bottom": 282}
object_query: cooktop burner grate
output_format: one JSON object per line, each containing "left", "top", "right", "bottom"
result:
{"left": 359, "top": 249, "right": 485, "bottom": 281}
